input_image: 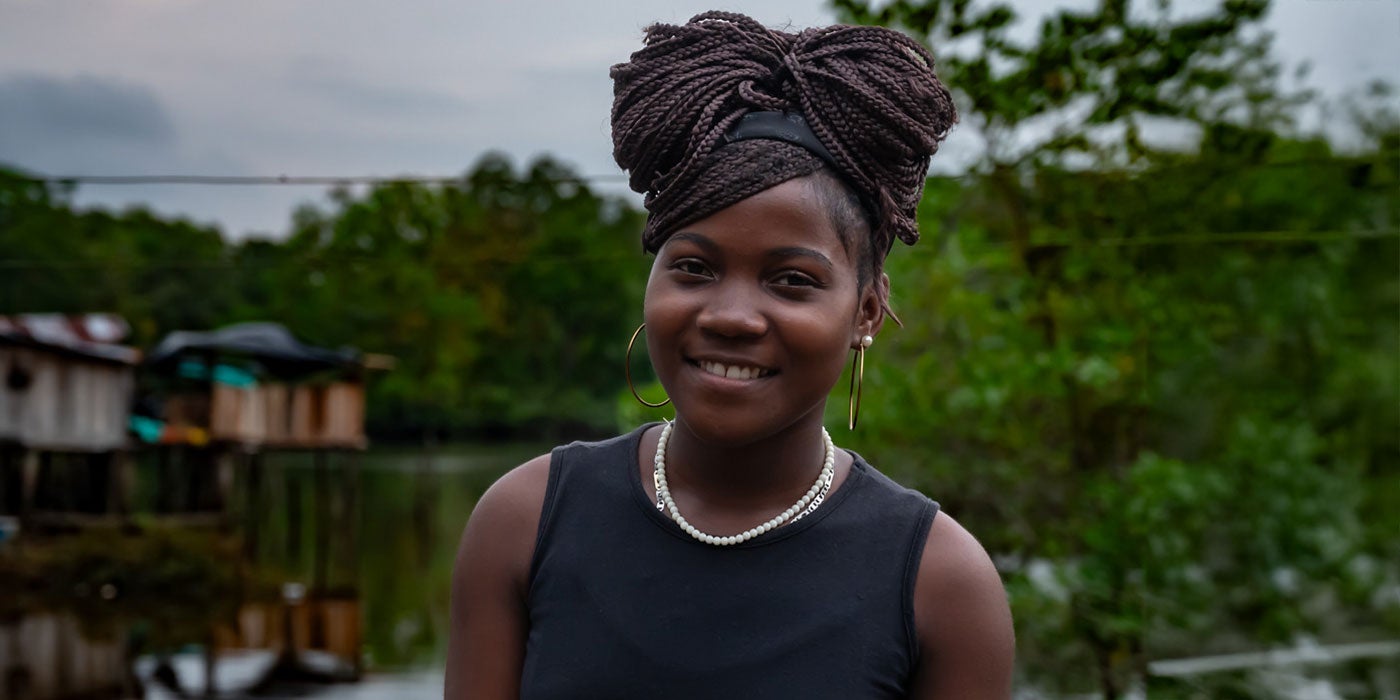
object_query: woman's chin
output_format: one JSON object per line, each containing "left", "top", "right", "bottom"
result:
{"left": 670, "top": 403, "right": 825, "bottom": 450}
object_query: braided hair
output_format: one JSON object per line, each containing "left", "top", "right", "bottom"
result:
{"left": 610, "top": 11, "right": 956, "bottom": 288}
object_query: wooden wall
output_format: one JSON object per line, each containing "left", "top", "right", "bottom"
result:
{"left": 217, "top": 597, "right": 362, "bottom": 672}
{"left": 0, "top": 614, "right": 129, "bottom": 700}
{"left": 166, "top": 382, "right": 366, "bottom": 449}
{"left": 0, "top": 348, "right": 134, "bottom": 453}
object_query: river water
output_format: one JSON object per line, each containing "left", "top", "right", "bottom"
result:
{"left": 158, "top": 441, "right": 539, "bottom": 698}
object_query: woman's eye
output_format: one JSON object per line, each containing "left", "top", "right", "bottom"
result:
{"left": 672, "top": 259, "right": 710, "bottom": 277}
{"left": 773, "top": 272, "right": 818, "bottom": 288}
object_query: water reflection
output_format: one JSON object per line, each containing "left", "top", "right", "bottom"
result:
{"left": 131, "top": 441, "right": 534, "bottom": 697}
{"left": 252, "top": 443, "right": 534, "bottom": 673}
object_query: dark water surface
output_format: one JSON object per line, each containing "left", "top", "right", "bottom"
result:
{"left": 235, "top": 442, "right": 538, "bottom": 695}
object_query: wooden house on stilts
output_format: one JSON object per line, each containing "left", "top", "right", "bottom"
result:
{"left": 0, "top": 318, "right": 385, "bottom": 699}
{"left": 137, "top": 322, "right": 380, "bottom": 687}
{"left": 0, "top": 314, "right": 142, "bottom": 700}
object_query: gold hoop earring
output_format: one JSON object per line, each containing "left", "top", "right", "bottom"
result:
{"left": 626, "top": 323, "right": 670, "bottom": 408}
{"left": 848, "top": 334, "right": 873, "bottom": 430}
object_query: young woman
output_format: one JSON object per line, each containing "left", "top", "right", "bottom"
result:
{"left": 447, "top": 12, "right": 1014, "bottom": 699}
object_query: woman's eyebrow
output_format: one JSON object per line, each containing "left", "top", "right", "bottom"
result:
{"left": 767, "top": 246, "right": 834, "bottom": 272}
{"left": 666, "top": 232, "right": 718, "bottom": 254}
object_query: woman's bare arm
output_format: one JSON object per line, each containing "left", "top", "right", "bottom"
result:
{"left": 444, "top": 455, "right": 551, "bottom": 700}
{"left": 908, "top": 511, "right": 1016, "bottom": 699}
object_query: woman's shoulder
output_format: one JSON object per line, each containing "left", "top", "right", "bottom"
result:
{"left": 453, "top": 453, "right": 552, "bottom": 591}
{"left": 842, "top": 452, "right": 1014, "bottom": 696}
{"left": 467, "top": 424, "right": 653, "bottom": 546}
{"left": 907, "top": 509, "right": 1016, "bottom": 697}
{"left": 474, "top": 453, "right": 553, "bottom": 527}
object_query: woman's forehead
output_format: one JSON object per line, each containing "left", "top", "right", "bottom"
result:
{"left": 664, "top": 179, "right": 852, "bottom": 261}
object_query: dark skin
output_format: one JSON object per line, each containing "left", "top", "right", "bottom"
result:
{"left": 446, "top": 177, "right": 1014, "bottom": 699}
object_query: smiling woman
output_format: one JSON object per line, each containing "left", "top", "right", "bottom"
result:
{"left": 644, "top": 180, "right": 863, "bottom": 449}
{"left": 446, "top": 11, "right": 1013, "bottom": 700}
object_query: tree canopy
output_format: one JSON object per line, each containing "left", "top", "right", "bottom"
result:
{"left": 830, "top": 0, "right": 1397, "bottom": 694}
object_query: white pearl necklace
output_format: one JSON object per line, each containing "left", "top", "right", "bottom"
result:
{"left": 652, "top": 421, "right": 836, "bottom": 546}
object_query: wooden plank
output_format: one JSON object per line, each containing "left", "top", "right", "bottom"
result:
{"left": 264, "top": 383, "right": 290, "bottom": 442}
{"left": 0, "top": 614, "right": 126, "bottom": 699}
{"left": 290, "top": 386, "right": 316, "bottom": 444}
{"left": 225, "top": 598, "right": 361, "bottom": 661}
{"left": 23, "top": 354, "right": 60, "bottom": 448}
{"left": 0, "top": 349, "right": 135, "bottom": 451}
{"left": 315, "top": 598, "right": 362, "bottom": 662}
{"left": 20, "top": 450, "right": 37, "bottom": 521}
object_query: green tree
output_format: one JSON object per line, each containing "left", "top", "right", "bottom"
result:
{"left": 254, "top": 154, "right": 647, "bottom": 438}
{"left": 832, "top": 0, "right": 1398, "bottom": 695}
{"left": 0, "top": 167, "right": 234, "bottom": 345}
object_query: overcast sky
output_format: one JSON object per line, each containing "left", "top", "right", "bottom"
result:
{"left": 1, "top": 0, "right": 1396, "bottom": 240}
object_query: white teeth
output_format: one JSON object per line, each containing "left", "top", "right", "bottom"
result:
{"left": 700, "top": 361, "right": 768, "bottom": 380}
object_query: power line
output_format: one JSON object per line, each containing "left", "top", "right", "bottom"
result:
{"left": 10, "top": 152, "right": 1389, "bottom": 188}
{"left": 0, "top": 228, "right": 1392, "bottom": 271}
{"left": 17, "top": 173, "right": 628, "bottom": 186}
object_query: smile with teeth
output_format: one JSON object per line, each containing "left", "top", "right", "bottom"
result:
{"left": 698, "top": 360, "right": 774, "bottom": 381}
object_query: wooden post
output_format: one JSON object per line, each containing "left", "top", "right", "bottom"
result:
{"left": 245, "top": 452, "right": 263, "bottom": 562}
{"left": 156, "top": 447, "right": 180, "bottom": 514}
{"left": 286, "top": 465, "right": 302, "bottom": 564}
{"left": 328, "top": 451, "right": 347, "bottom": 589}
{"left": 5, "top": 624, "right": 31, "bottom": 700}
{"left": 347, "top": 449, "right": 362, "bottom": 679}
{"left": 215, "top": 450, "right": 236, "bottom": 523}
{"left": 108, "top": 451, "right": 134, "bottom": 518}
{"left": 19, "top": 450, "right": 38, "bottom": 523}
{"left": 56, "top": 614, "right": 72, "bottom": 698}
{"left": 313, "top": 451, "right": 329, "bottom": 594}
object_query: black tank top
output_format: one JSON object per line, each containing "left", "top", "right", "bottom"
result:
{"left": 521, "top": 424, "right": 939, "bottom": 699}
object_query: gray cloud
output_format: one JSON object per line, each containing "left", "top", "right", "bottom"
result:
{"left": 284, "top": 57, "right": 475, "bottom": 118}
{"left": 0, "top": 74, "right": 176, "bottom": 149}
{"left": 0, "top": 0, "right": 1391, "bottom": 241}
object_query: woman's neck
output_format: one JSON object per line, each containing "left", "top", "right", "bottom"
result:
{"left": 661, "top": 413, "right": 832, "bottom": 510}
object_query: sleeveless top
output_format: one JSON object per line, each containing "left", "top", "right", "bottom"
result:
{"left": 521, "top": 424, "right": 939, "bottom": 700}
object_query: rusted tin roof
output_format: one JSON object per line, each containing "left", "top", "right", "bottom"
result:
{"left": 0, "top": 314, "right": 140, "bottom": 365}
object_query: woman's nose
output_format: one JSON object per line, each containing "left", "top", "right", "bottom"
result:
{"left": 696, "top": 281, "right": 767, "bottom": 338}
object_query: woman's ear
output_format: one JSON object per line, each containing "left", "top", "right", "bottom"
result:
{"left": 855, "top": 273, "right": 891, "bottom": 347}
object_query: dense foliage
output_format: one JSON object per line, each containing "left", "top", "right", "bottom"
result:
{"left": 831, "top": 0, "right": 1398, "bottom": 695}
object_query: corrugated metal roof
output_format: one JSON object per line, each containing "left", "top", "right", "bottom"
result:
{"left": 0, "top": 314, "right": 140, "bottom": 365}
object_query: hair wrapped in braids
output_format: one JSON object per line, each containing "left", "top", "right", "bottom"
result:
{"left": 610, "top": 11, "right": 956, "bottom": 271}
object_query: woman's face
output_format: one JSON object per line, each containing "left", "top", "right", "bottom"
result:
{"left": 644, "top": 176, "right": 880, "bottom": 446}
